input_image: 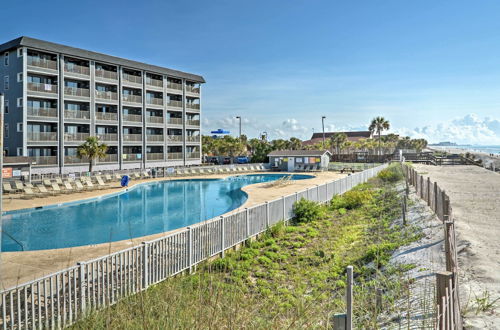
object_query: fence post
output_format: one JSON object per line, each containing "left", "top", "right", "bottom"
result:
{"left": 141, "top": 242, "right": 149, "bottom": 289}
{"left": 220, "top": 216, "right": 225, "bottom": 258}
{"left": 245, "top": 208, "right": 250, "bottom": 238}
{"left": 332, "top": 313, "right": 347, "bottom": 330}
{"left": 187, "top": 226, "right": 193, "bottom": 274}
{"left": 346, "top": 265, "right": 353, "bottom": 330}
{"left": 402, "top": 195, "right": 407, "bottom": 226}
{"left": 376, "top": 288, "right": 383, "bottom": 313}
{"left": 427, "top": 177, "right": 431, "bottom": 205}
{"left": 436, "top": 271, "right": 453, "bottom": 330}
{"left": 282, "top": 196, "right": 286, "bottom": 222}
{"left": 433, "top": 182, "right": 438, "bottom": 213}
{"left": 295, "top": 191, "right": 299, "bottom": 203}
{"left": 265, "top": 201, "right": 270, "bottom": 229}
{"left": 77, "top": 262, "right": 86, "bottom": 316}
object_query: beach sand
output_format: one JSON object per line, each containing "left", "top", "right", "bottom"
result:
{"left": 429, "top": 146, "right": 500, "bottom": 171}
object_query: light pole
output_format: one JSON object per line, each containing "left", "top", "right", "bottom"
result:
{"left": 321, "top": 116, "right": 326, "bottom": 149}
{"left": 235, "top": 116, "right": 241, "bottom": 138}
{"left": 262, "top": 131, "right": 268, "bottom": 141}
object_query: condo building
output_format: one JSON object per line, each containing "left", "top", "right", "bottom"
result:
{"left": 0, "top": 36, "right": 204, "bottom": 174}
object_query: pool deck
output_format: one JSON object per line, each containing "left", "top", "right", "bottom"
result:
{"left": 0, "top": 170, "right": 345, "bottom": 290}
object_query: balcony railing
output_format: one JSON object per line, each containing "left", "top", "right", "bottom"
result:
{"left": 122, "top": 94, "right": 142, "bottom": 104}
{"left": 27, "top": 107, "right": 58, "bottom": 118}
{"left": 95, "top": 69, "right": 118, "bottom": 80}
{"left": 186, "top": 85, "right": 200, "bottom": 94}
{"left": 167, "top": 135, "right": 183, "bottom": 142}
{"left": 146, "top": 78, "right": 163, "bottom": 88}
{"left": 123, "top": 134, "right": 142, "bottom": 142}
{"left": 146, "top": 134, "right": 164, "bottom": 142}
{"left": 95, "top": 90, "right": 118, "bottom": 101}
{"left": 167, "top": 152, "right": 183, "bottom": 160}
{"left": 167, "top": 82, "right": 182, "bottom": 91}
{"left": 64, "top": 132, "right": 90, "bottom": 142}
{"left": 64, "top": 155, "right": 88, "bottom": 164}
{"left": 64, "top": 64, "right": 90, "bottom": 76}
{"left": 186, "top": 135, "right": 200, "bottom": 143}
{"left": 27, "top": 56, "right": 57, "bottom": 70}
{"left": 64, "top": 87, "right": 90, "bottom": 98}
{"left": 96, "top": 133, "right": 118, "bottom": 142}
{"left": 186, "top": 103, "right": 200, "bottom": 110}
{"left": 146, "top": 97, "right": 163, "bottom": 106}
{"left": 98, "top": 154, "right": 119, "bottom": 163}
{"left": 122, "top": 113, "right": 142, "bottom": 122}
{"left": 64, "top": 110, "right": 90, "bottom": 120}
{"left": 186, "top": 152, "right": 200, "bottom": 159}
{"left": 27, "top": 82, "right": 58, "bottom": 94}
{"left": 186, "top": 119, "right": 200, "bottom": 126}
{"left": 168, "top": 118, "right": 183, "bottom": 125}
{"left": 27, "top": 132, "right": 57, "bottom": 141}
{"left": 147, "top": 153, "right": 164, "bottom": 161}
{"left": 29, "top": 156, "right": 58, "bottom": 165}
{"left": 167, "top": 100, "right": 182, "bottom": 108}
{"left": 147, "top": 116, "right": 164, "bottom": 124}
{"left": 95, "top": 112, "right": 118, "bottom": 121}
{"left": 123, "top": 73, "right": 142, "bottom": 85}
{"left": 123, "top": 153, "right": 142, "bottom": 161}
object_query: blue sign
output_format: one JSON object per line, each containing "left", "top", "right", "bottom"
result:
{"left": 210, "top": 129, "right": 230, "bottom": 134}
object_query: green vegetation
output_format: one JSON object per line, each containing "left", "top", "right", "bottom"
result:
{"left": 369, "top": 116, "right": 391, "bottom": 156}
{"left": 72, "top": 165, "right": 422, "bottom": 329}
{"left": 76, "top": 136, "right": 108, "bottom": 172}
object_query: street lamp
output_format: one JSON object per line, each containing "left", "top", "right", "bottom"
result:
{"left": 321, "top": 116, "right": 326, "bottom": 149}
{"left": 235, "top": 116, "right": 241, "bottom": 138}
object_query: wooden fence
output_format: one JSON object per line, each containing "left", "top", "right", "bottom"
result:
{"left": 403, "top": 165, "right": 462, "bottom": 330}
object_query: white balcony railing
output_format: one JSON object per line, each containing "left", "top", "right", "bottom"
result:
{"left": 64, "top": 132, "right": 90, "bottom": 142}
{"left": 64, "top": 87, "right": 90, "bottom": 98}
{"left": 27, "top": 82, "right": 58, "bottom": 94}
{"left": 147, "top": 153, "right": 164, "bottom": 161}
{"left": 167, "top": 82, "right": 182, "bottom": 91}
{"left": 167, "top": 100, "right": 182, "bottom": 108}
{"left": 64, "top": 110, "right": 90, "bottom": 120}
{"left": 186, "top": 135, "right": 200, "bottom": 143}
{"left": 64, "top": 64, "right": 90, "bottom": 76}
{"left": 122, "top": 94, "right": 142, "bottom": 104}
{"left": 167, "top": 135, "right": 183, "bottom": 142}
{"left": 122, "top": 113, "right": 142, "bottom": 122}
{"left": 96, "top": 133, "right": 118, "bottom": 142}
{"left": 95, "top": 112, "right": 118, "bottom": 121}
{"left": 167, "top": 152, "right": 183, "bottom": 160}
{"left": 186, "top": 119, "right": 200, "bottom": 126}
{"left": 123, "top": 73, "right": 142, "bottom": 84}
{"left": 123, "top": 153, "right": 142, "bottom": 161}
{"left": 186, "top": 103, "right": 200, "bottom": 110}
{"left": 27, "top": 56, "right": 57, "bottom": 70}
{"left": 64, "top": 155, "right": 88, "bottom": 164}
{"left": 29, "top": 156, "right": 58, "bottom": 165}
{"left": 95, "top": 69, "right": 118, "bottom": 80}
{"left": 146, "top": 97, "right": 163, "bottom": 106}
{"left": 186, "top": 85, "right": 200, "bottom": 94}
{"left": 186, "top": 152, "right": 200, "bottom": 159}
{"left": 27, "top": 107, "right": 58, "bottom": 118}
{"left": 98, "top": 154, "right": 119, "bottom": 163}
{"left": 147, "top": 116, "right": 164, "bottom": 124}
{"left": 147, "top": 135, "right": 164, "bottom": 142}
{"left": 27, "top": 132, "right": 58, "bottom": 141}
{"left": 146, "top": 78, "right": 163, "bottom": 88}
{"left": 123, "top": 134, "right": 142, "bottom": 142}
{"left": 95, "top": 90, "right": 118, "bottom": 101}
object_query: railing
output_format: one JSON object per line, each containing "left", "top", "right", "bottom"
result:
{"left": 146, "top": 78, "right": 163, "bottom": 88}
{"left": 0, "top": 164, "right": 388, "bottom": 329}
{"left": 64, "top": 132, "right": 90, "bottom": 142}
{"left": 64, "top": 110, "right": 90, "bottom": 120}
{"left": 186, "top": 85, "right": 200, "bottom": 94}
{"left": 123, "top": 134, "right": 142, "bottom": 142}
{"left": 28, "top": 156, "right": 58, "bottom": 165}
{"left": 122, "top": 73, "right": 142, "bottom": 84}
{"left": 64, "top": 87, "right": 90, "bottom": 98}
{"left": 64, "top": 64, "right": 90, "bottom": 75}
{"left": 167, "top": 135, "right": 183, "bottom": 142}
{"left": 98, "top": 154, "right": 119, "bottom": 163}
{"left": 146, "top": 135, "right": 164, "bottom": 142}
{"left": 186, "top": 103, "right": 200, "bottom": 110}
{"left": 27, "top": 107, "right": 58, "bottom": 118}
{"left": 186, "top": 135, "right": 200, "bottom": 143}
{"left": 95, "top": 90, "right": 118, "bottom": 101}
{"left": 186, "top": 152, "right": 200, "bottom": 159}
{"left": 122, "top": 113, "right": 142, "bottom": 122}
{"left": 64, "top": 155, "right": 88, "bottom": 164}
{"left": 168, "top": 118, "right": 183, "bottom": 125}
{"left": 167, "top": 152, "right": 183, "bottom": 160}
{"left": 147, "top": 153, "right": 164, "bottom": 161}
{"left": 27, "top": 56, "right": 57, "bottom": 70}
{"left": 96, "top": 133, "right": 118, "bottom": 142}
{"left": 167, "top": 81, "right": 182, "bottom": 90}
{"left": 95, "top": 112, "right": 118, "bottom": 121}
{"left": 186, "top": 119, "right": 200, "bottom": 126}
{"left": 147, "top": 116, "right": 164, "bottom": 124}
{"left": 27, "top": 131, "right": 57, "bottom": 141}
{"left": 122, "top": 94, "right": 142, "bottom": 104}
{"left": 95, "top": 69, "right": 118, "bottom": 80}
{"left": 146, "top": 97, "right": 163, "bottom": 106}
{"left": 123, "top": 153, "right": 142, "bottom": 161}
{"left": 167, "top": 100, "right": 182, "bottom": 108}
{"left": 27, "top": 82, "right": 58, "bottom": 94}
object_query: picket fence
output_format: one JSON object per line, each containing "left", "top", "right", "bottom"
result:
{"left": 0, "top": 164, "right": 388, "bottom": 329}
{"left": 403, "top": 165, "right": 462, "bottom": 330}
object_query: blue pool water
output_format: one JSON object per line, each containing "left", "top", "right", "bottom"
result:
{"left": 2, "top": 174, "right": 313, "bottom": 252}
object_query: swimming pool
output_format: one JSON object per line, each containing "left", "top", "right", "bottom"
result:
{"left": 2, "top": 174, "right": 313, "bottom": 252}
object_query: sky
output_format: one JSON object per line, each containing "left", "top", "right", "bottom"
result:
{"left": 3, "top": 0, "right": 500, "bottom": 144}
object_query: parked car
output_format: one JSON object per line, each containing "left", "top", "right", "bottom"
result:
{"left": 222, "top": 157, "right": 231, "bottom": 164}
{"left": 236, "top": 156, "right": 249, "bottom": 164}
{"left": 207, "top": 157, "right": 219, "bottom": 165}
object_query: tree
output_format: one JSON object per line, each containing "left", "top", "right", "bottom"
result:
{"left": 330, "top": 132, "right": 347, "bottom": 155}
{"left": 288, "top": 137, "right": 302, "bottom": 150}
{"left": 77, "top": 136, "right": 108, "bottom": 172}
{"left": 369, "top": 117, "right": 390, "bottom": 156}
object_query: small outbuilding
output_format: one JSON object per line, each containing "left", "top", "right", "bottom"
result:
{"left": 267, "top": 150, "right": 332, "bottom": 171}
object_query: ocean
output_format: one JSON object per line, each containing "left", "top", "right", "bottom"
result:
{"left": 433, "top": 145, "right": 500, "bottom": 155}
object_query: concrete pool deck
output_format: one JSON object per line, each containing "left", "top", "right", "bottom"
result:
{"left": 1, "top": 170, "right": 346, "bottom": 290}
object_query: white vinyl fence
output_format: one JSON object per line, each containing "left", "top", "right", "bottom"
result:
{"left": 0, "top": 164, "right": 388, "bottom": 329}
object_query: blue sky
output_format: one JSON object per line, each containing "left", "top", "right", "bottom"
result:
{"left": 3, "top": 0, "right": 500, "bottom": 144}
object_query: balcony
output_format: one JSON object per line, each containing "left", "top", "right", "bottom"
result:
{"left": 168, "top": 118, "right": 183, "bottom": 125}
{"left": 64, "top": 132, "right": 90, "bottom": 142}
{"left": 27, "top": 56, "right": 57, "bottom": 71}
{"left": 186, "top": 103, "right": 200, "bottom": 110}
{"left": 186, "top": 85, "right": 200, "bottom": 94}
{"left": 122, "top": 73, "right": 142, "bottom": 85}
{"left": 186, "top": 119, "right": 200, "bottom": 126}
{"left": 64, "top": 110, "right": 90, "bottom": 120}
{"left": 29, "top": 156, "right": 58, "bottom": 165}
{"left": 95, "top": 69, "right": 118, "bottom": 80}
{"left": 98, "top": 154, "right": 118, "bottom": 163}
{"left": 122, "top": 94, "right": 142, "bottom": 104}
{"left": 123, "top": 153, "right": 142, "bottom": 161}
{"left": 123, "top": 134, "right": 142, "bottom": 142}
{"left": 27, "top": 132, "right": 57, "bottom": 142}
{"left": 146, "top": 77, "right": 163, "bottom": 88}
{"left": 146, "top": 97, "right": 163, "bottom": 106}
{"left": 27, "top": 82, "right": 58, "bottom": 94}
{"left": 146, "top": 135, "right": 164, "bottom": 142}
{"left": 64, "top": 64, "right": 90, "bottom": 76}
{"left": 167, "top": 100, "right": 182, "bottom": 108}
{"left": 147, "top": 153, "right": 164, "bottom": 161}
{"left": 95, "top": 90, "right": 118, "bottom": 101}
{"left": 64, "top": 87, "right": 90, "bottom": 98}
{"left": 27, "top": 107, "right": 58, "bottom": 119}
{"left": 122, "top": 113, "right": 142, "bottom": 123}
{"left": 186, "top": 152, "right": 200, "bottom": 159}
{"left": 95, "top": 112, "right": 118, "bottom": 121}
{"left": 186, "top": 136, "right": 200, "bottom": 143}
{"left": 96, "top": 133, "right": 118, "bottom": 142}
{"left": 64, "top": 155, "right": 88, "bottom": 164}
{"left": 167, "top": 81, "right": 182, "bottom": 91}
{"left": 167, "top": 135, "right": 183, "bottom": 142}
{"left": 147, "top": 116, "right": 164, "bottom": 124}
{"left": 167, "top": 152, "right": 183, "bottom": 160}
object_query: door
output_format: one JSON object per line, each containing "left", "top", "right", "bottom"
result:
{"left": 287, "top": 157, "right": 295, "bottom": 172}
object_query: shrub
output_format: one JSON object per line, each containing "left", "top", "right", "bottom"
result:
{"left": 292, "top": 198, "right": 325, "bottom": 223}
{"left": 377, "top": 164, "right": 404, "bottom": 182}
{"left": 331, "top": 189, "right": 374, "bottom": 210}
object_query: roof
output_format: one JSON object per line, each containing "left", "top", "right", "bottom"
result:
{"left": 310, "top": 131, "right": 371, "bottom": 139}
{"left": 268, "top": 150, "right": 332, "bottom": 157}
{"left": 0, "top": 36, "right": 205, "bottom": 83}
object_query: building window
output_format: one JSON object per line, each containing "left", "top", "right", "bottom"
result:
{"left": 17, "top": 122, "right": 23, "bottom": 132}
{"left": 17, "top": 147, "right": 23, "bottom": 156}
{"left": 17, "top": 97, "right": 22, "bottom": 107}
{"left": 4, "top": 124, "right": 8, "bottom": 138}
{"left": 17, "top": 72, "right": 23, "bottom": 82}
{"left": 4, "top": 75, "right": 9, "bottom": 90}
{"left": 3, "top": 148, "right": 8, "bottom": 156}
{"left": 17, "top": 48, "right": 23, "bottom": 58}
{"left": 4, "top": 52, "right": 8, "bottom": 66}
{"left": 3, "top": 99, "right": 8, "bottom": 114}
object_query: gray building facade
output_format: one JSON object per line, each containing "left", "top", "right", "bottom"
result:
{"left": 0, "top": 36, "right": 204, "bottom": 174}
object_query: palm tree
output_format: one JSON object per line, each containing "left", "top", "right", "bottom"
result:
{"left": 288, "top": 137, "right": 302, "bottom": 150}
{"left": 77, "top": 136, "right": 108, "bottom": 172}
{"left": 369, "top": 116, "right": 390, "bottom": 157}
{"left": 330, "top": 132, "right": 347, "bottom": 155}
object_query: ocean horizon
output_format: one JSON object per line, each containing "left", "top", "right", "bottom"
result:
{"left": 433, "top": 145, "right": 500, "bottom": 154}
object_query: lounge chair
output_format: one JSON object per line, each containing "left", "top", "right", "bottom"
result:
{"left": 3, "top": 183, "right": 17, "bottom": 194}
{"left": 22, "top": 187, "right": 42, "bottom": 199}
{"left": 51, "top": 183, "right": 64, "bottom": 194}
{"left": 55, "top": 178, "right": 64, "bottom": 185}
{"left": 190, "top": 169, "right": 198, "bottom": 175}
{"left": 115, "top": 174, "right": 122, "bottom": 180}
{"left": 37, "top": 185, "right": 55, "bottom": 196}
{"left": 133, "top": 173, "right": 141, "bottom": 179}
{"left": 43, "top": 179, "right": 52, "bottom": 187}
{"left": 63, "top": 181, "right": 76, "bottom": 192}
{"left": 104, "top": 174, "right": 113, "bottom": 182}
{"left": 74, "top": 181, "right": 86, "bottom": 192}
{"left": 95, "top": 177, "right": 108, "bottom": 189}
{"left": 142, "top": 171, "right": 150, "bottom": 178}
{"left": 84, "top": 180, "right": 98, "bottom": 190}
{"left": 198, "top": 169, "right": 205, "bottom": 174}
{"left": 14, "top": 181, "right": 24, "bottom": 192}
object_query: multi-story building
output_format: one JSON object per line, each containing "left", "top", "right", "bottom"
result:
{"left": 0, "top": 36, "right": 204, "bottom": 174}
